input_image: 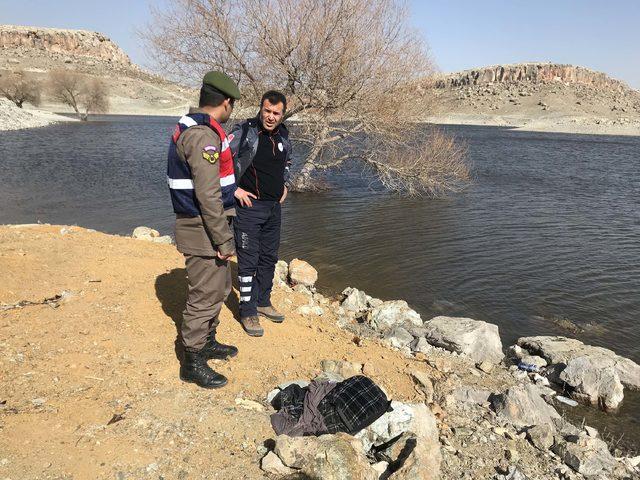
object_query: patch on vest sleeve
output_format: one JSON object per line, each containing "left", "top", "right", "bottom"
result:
{"left": 202, "top": 145, "right": 219, "bottom": 164}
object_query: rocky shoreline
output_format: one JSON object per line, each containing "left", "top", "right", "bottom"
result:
{"left": 0, "top": 98, "right": 75, "bottom": 131}
{"left": 0, "top": 224, "right": 638, "bottom": 479}
{"left": 270, "top": 261, "right": 640, "bottom": 479}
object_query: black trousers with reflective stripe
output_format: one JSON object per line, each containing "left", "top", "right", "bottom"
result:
{"left": 234, "top": 199, "right": 281, "bottom": 318}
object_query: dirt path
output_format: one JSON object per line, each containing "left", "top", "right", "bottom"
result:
{"left": 0, "top": 225, "right": 424, "bottom": 480}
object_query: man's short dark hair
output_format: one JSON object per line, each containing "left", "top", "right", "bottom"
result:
{"left": 199, "top": 84, "right": 230, "bottom": 108}
{"left": 260, "top": 90, "right": 287, "bottom": 113}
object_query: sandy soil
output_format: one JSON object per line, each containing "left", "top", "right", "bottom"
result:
{"left": 0, "top": 224, "right": 430, "bottom": 480}
{"left": 3, "top": 224, "right": 635, "bottom": 480}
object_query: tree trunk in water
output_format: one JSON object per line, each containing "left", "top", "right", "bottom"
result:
{"left": 290, "top": 144, "right": 326, "bottom": 192}
{"left": 290, "top": 161, "right": 318, "bottom": 191}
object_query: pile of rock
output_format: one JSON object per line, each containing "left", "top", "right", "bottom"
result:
{"left": 131, "top": 226, "right": 172, "bottom": 244}
{"left": 336, "top": 286, "right": 504, "bottom": 366}
{"left": 514, "top": 336, "right": 640, "bottom": 411}
{"left": 261, "top": 267, "right": 640, "bottom": 479}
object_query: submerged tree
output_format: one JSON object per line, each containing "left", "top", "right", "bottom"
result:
{"left": 48, "top": 70, "right": 109, "bottom": 121}
{"left": 0, "top": 70, "right": 42, "bottom": 108}
{"left": 145, "top": 0, "right": 469, "bottom": 195}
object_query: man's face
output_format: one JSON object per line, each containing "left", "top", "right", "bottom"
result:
{"left": 259, "top": 99, "right": 284, "bottom": 132}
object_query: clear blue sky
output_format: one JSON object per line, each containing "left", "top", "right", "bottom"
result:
{"left": 1, "top": 0, "right": 639, "bottom": 88}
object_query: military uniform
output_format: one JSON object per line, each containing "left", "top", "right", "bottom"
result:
{"left": 166, "top": 71, "right": 241, "bottom": 389}
{"left": 174, "top": 110, "right": 235, "bottom": 350}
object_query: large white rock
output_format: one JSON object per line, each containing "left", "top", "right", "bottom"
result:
{"left": 356, "top": 402, "right": 441, "bottom": 480}
{"left": 288, "top": 258, "right": 318, "bottom": 287}
{"left": 274, "top": 433, "right": 379, "bottom": 480}
{"left": 518, "top": 336, "right": 640, "bottom": 410}
{"left": 367, "top": 300, "right": 422, "bottom": 332}
{"left": 559, "top": 356, "right": 625, "bottom": 410}
{"left": 491, "top": 384, "right": 561, "bottom": 427}
{"left": 423, "top": 316, "right": 504, "bottom": 364}
{"left": 341, "top": 287, "right": 370, "bottom": 313}
{"left": 517, "top": 336, "right": 640, "bottom": 389}
{"left": 383, "top": 326, "right": 415, "bottom": 350}
{"left": 552, "top": 434, "right": 617, "bottom": 478}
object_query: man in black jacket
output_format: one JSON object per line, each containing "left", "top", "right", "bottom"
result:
{"left": 229, "top": 91, "right": 292, "bottom": 336}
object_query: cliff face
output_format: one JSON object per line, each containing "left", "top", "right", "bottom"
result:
{"left": 0, "top": 25, "right": 131, "bottom": 65}
{"left": 436, "top": 63, "right": 628, "bottom": 91}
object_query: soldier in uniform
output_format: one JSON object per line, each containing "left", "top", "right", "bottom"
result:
{"left": 166, "top": 71, "right": 241, "bottom": 389}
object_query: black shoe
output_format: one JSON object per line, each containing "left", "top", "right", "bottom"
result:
{"left": 201, "top": 332, "right": 238, "bottom": 360}
{"left": 180, "top": 349, "right": 228, "bottom": 389}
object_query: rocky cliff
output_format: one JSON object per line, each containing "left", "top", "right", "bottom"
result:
{"left": 428, "top": 62, "right": 640, "bottom": 135}
{"left": 435, "top": 63, "right": 629, "bottom": 91}
{"left": 0, "top": 25, "right": 131, "bottom": 65}
{"left": 0, "top": 25, "right": 194, "bottom": 117}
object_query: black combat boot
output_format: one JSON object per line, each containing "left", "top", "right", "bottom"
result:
{"left": 201, "top": 330, "right": 238, "bottom": 360}
{"left": 180, "top": 348, "right": 228, "bottom": 389}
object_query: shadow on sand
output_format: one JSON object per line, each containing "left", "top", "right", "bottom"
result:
{"left": 154, "top": 260, "right": 242, "bottom": 362}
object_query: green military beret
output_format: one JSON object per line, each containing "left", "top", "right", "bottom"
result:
{"left": 202, "top": 71, "right": 241, "bottom": 100}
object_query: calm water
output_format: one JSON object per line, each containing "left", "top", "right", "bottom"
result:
{"left": 1, "top": 115, "right": 638, "bottom": 446}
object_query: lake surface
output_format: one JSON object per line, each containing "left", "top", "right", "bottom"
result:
{"left": 1, "top": 115, "right": 638, "bottom": 447}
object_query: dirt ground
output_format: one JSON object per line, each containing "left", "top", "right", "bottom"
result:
{"left": 0, "top": 224, "right": 432, "bottom": 480}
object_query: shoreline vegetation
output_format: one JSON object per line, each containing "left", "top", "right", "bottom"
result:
{"left": 1, "top": 223, "right": 638, "bottom": 479}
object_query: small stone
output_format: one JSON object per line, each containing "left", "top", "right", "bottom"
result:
{"left": 383, "top": 326, "right": 414, "bottom": 349}
{"left": 476, "top": 361, "right": 494, "bottom": 373}
{"left": 411, "top": 371, "right": 434, "bottom": 404}
{"left": 234, "top": 398, "right": 264, "bottom": 412}
{"left": 152, "top": 235, "right": 173, "bottom": 244}
{"left": 584, "top": 426, "right": 598, "bottom": 438}
{"left": 261, "top": 451, "right": 295, "bottom": 475}
{"left": 288, "top": 259, "right": 318, "bottom": 287}
{"left": 532, "top": 373, "right": 550, "bottom": 386}
{"left": 132, "top": 226, "right": 160, "bottom": 240}
{"left": 31, "top": 398, "right": 46, "bottom": 407}
{"left": 320, "top": 360, "right": 362, "bottom": 378}
{"left": 505, "top": 448, "right": 519, "bottom": 462}
{"left": 526, "top": 424, "right": 555, "bottom": 451}
{"left": 371, "top": 461, "right": 388, "bottom": 475}
{"left": 493, "top": 427, "right": 507, "bottom": 437}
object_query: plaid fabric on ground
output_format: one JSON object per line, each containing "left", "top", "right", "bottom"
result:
{"left": 317, "top": 375, "right": 391, "bottom": 435}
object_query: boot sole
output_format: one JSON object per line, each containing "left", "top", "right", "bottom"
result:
{"left": 258, "top": 312, "right": 285, "bottom": 323}
{"left": 242, "top": 329, "right": 264, "bottom": 337}
{"left": 206, "top": 350, "right": 238, "bottom": 360}
{"left": 180, "top": 375, "right": 228, "bottom": 389}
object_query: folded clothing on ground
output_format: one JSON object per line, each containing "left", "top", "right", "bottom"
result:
{"left": 270, "top": 375, "right": 391, "bottom": 437}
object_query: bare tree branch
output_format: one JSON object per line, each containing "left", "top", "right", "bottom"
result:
{"left": 0, "top": 70, "right": 41, "bottom": 108}
{"left": 142, "top": 0, "right": 469, "bottom": 196}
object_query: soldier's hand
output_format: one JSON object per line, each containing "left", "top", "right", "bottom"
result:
{"left": 216, "top": 251, "right": 234, "bottom": 261}
{"left": 279, "top": 186, "right": 288, "bottom": 204}
{"left": 234, "top": 187, "right": 257, "bottom": 207}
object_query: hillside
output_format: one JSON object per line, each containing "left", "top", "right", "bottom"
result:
{"left": 0, "top": 25, "right": 194, "bottom": 117}
{"left": 428, "top": 63, "right": 640, "bottom": 135}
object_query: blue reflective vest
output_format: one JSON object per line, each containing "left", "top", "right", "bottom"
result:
{"left": 167, "top": 113, "right": 236, "bottom": 216}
